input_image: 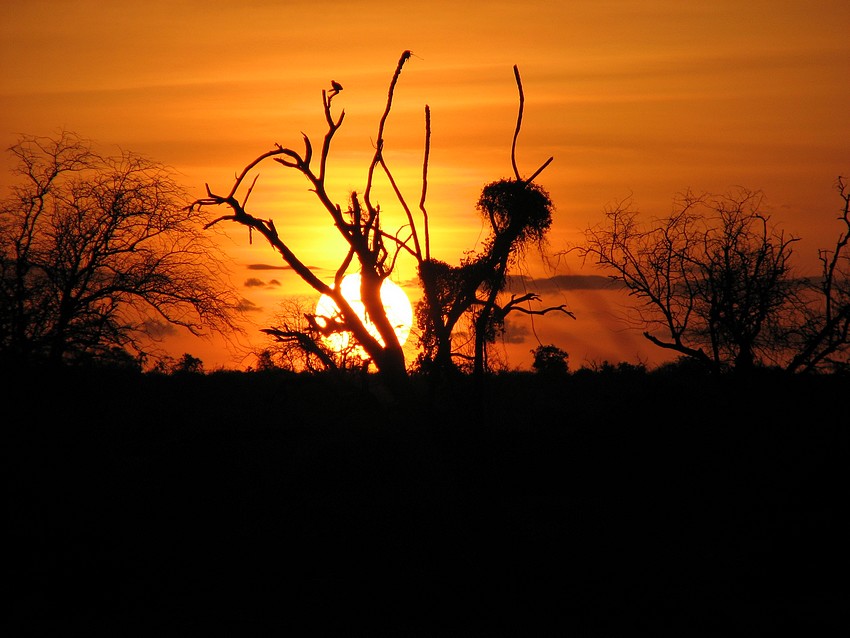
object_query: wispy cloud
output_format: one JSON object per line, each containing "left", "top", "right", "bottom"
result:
{"left": 237, "top": 298, "right": 262, "bottom": 313}
{"left": 503, "top": 318, "right": 530, "bottom": 344}
{"left": 244, "top": 277, "right": 282, "bottom": 288}
{"left": 507, "top": 274, "right": 624, "bottom": 293}
{"left": 247, "top": 263, "right": 326, "bottom": 272}
{"left": 247, "top": 264, "right": 294, "bottom": 271}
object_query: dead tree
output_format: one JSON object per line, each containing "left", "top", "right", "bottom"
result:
{"left": 578, "top": 185, "right": 850, "bottom": 374}
{"left": 191, "top": 52, "right": 420, "bottom": 394}
{"left": 191, "top": 52, "right": 571, "bottom": 390}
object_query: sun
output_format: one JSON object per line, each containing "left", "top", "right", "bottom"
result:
{"left": 314, "top": 273, "right": 413, "bottom": 355}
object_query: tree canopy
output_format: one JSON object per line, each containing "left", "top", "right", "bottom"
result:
{"left": 578, "top": 182, "right": 850, "bottom": 374}
{"left": 0, "top": 131, "right": 241, "bottom": 369}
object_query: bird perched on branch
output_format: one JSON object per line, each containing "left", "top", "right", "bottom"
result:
{"left": 329, "top": 80, "right": 343, "bottom": 97}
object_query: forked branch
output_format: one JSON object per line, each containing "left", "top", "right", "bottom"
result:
{"left": 511, "top": 65, "right": 554, "bottom": 185}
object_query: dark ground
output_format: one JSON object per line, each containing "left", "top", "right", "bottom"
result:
{"left": 6, "top": 366, "right": 849, "bottom": 635}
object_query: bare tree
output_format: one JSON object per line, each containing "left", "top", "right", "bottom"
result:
{"left": 192, "top": 52, "right": 418, "bottom": 395}
{"left": 258, "top": 295, "right": 349, "bottom": 373}
{"left": 577, "top": 184, "right": 850, "bottom": 373}
{"left": 786, "top": 177, "right": 850, "bottom": 372}
{"left": 0, "top": 131, "right": 241, "bottom": 368}
{"left": 192, "top": 52, "right": 572, "bottom": 392}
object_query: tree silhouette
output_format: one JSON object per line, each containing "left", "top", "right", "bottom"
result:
{"left": 192, "top": 53, "right": 417, "bottom": 395}
{"left": 415, "top": 67, "right": 573, "bottom": 379}
{"left": 192, "top": 52, "right": 572, "bottom": 392}
{"left": 786, "top": 176, "right": 850, "bottom": 372}
{"left": 531, "top": 344, "right": 569, "bottom": 375}
{"left": 0, "top": 131, "right": 241, "bottom": 369}
{"left": 259, "top": 295, "right": 346, "bottom": 373}
{"left": 578, "top": 184, "right": 850, "bottom": 373}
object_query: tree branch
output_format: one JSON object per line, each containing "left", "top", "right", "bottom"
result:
{"left": 365, "top": 50, "right": 412, "bottom": 213}
{"left": 511, "top": 65, "right": 524, "bottom": 182}
{"left": 420, "top": 104, "right": 431, "bottom": 261}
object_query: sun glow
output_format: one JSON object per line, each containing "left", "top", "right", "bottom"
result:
{"left": 314, "top": 274, "right": 413, "bottom": 355}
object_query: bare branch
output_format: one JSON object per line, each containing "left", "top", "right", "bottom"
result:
{"left": 511, "top": 65, "right": 524, "bottom": 182}
{"left": 241, "top": 174, "right": 260, "bottom": 210}
{"left": 319, "top": 91, "right": 345, "bottom": 183}
{"left": 379, "top": 156, "right": 421, "bottom": 258}
{"left": 500, "top": 293, "right": 576, "bottom": 320}
{"left": 420, "top": 105, "right": 432, "bottom": 261}
{"left": 224, "top": 148, "right": 292, "bottom": 199}
{"left": 261, "top": 327, "right": 337, "bottom": 371}
{"left": 526, "top": 156, "right": 554, "bottom": 184}
{"left": 510, "top": 66, "right": 553, "bottom": 185}
{"left": 335, "top": 247, "right": 355, "bottom": 289}
{"left": 365, "top": 50, "right": 413, "bottom": 212}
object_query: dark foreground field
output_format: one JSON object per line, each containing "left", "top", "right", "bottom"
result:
{"left": 6, "top": 366, "right": 848, "bottom": 635}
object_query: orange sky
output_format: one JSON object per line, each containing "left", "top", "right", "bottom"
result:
{"left": 2, "top": 0, "right": 849, "bottom": 371}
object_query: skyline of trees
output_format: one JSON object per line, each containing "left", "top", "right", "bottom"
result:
{"left": 0, "top": 130, "right": 242, "bottom": 369}
{"left": 189, "top": 51, "right": 572, "bottom": 391}
{"left": 577, "top": 179, "right": 850, "bottom": 374}
{"left": 3, "top": 129, "right": 845, "bottom": 377}
{"left": 2, "top": 87, "right": 846, "bottom": 377}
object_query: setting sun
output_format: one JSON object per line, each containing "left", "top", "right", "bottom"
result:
{"left": 3, "top": 3, "right": 848, "bottom": 634}
{"left": 1, "top": 0, "right": 847, "bottom": 373}
{"left": 314, "top": 273, "right": 413, "bottom": 355}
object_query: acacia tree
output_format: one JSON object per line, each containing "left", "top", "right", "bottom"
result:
{"left": 193, "top": 52, "right": 571, "bottom": 391}
{"left": 0, "top": 131, "right": 241, "bottom": 368}
{"left": 578, "top": 184, "right": 850, "bottom": 373}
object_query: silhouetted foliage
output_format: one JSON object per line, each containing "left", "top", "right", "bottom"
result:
{"left": 173, "top": 352, "right": 204, "bottom": 374}
{"left": 579, "top": 184, "right": 850, "bottom": 373}
{"left": 414, "top": 68, "right": 572, "bottom": 380}
{"left": 0, "top": 131, "right": 241, "bottom": 369}
{"left": 414, "top": 179, "right": 567, "bottom": 378}
{"left": 477, "top": 178, "right": 553, "bottom": 250}
{"left": 531, "top": 343, "right": 569, "bottom": 375}
{"left": 148, "top": 351, "right": 205, "bottom": 375}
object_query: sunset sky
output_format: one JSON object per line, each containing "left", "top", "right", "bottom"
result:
{"left": 2, "top": 0, "right": 849, "bottom": 371}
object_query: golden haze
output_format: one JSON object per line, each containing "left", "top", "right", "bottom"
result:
{"left": 2, "top": 0, "right": 848, "bottom": 370}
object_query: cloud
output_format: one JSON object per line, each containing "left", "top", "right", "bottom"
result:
{"left": 502, "top": 318, "right": 530, "bottom": 344}
{"left": 143, "top": 319, "right": 178, "bottom": 339}
{"left": 244, "top": 277, "right": 283, "bottom": 288}
{"left": 247, "top": 263, "right": 327, "bottom": 275}
{"left": 247, "top": 264, "right": 294, "bottom": 271}
{"left": 237, "top": 298, "right": 262, "bottom": 313}
{"left": 398, "top": 274, "right": 621, "bottom": 295}
{"left": 507, "top": 274, "right": 623, "bottom": 293}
